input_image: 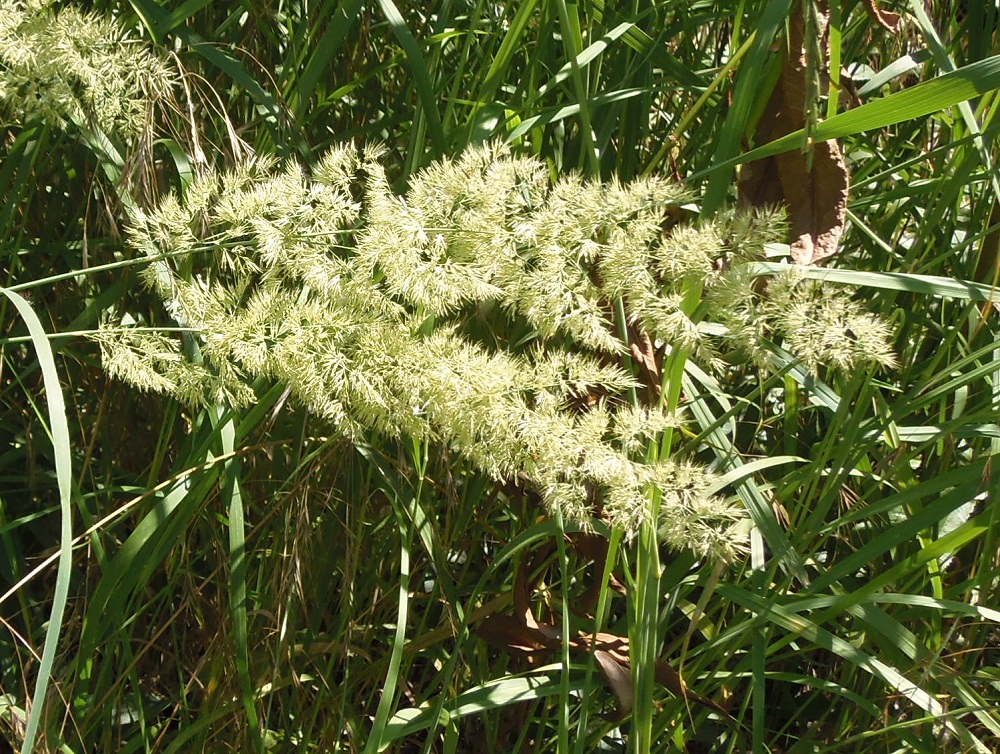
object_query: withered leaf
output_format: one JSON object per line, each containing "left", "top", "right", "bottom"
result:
{"left": 739, "top": 0, "right": 849, "bottom": 266}
{"left": 862, "top": 0, "right": 902, "bottom": 32}
{"left": 476, "top": 611, "right": 734, "bottom": 723}
{"left": 593, "top": 649, "right": 634, "bottom": 714}
{"left": 476, "top": 539, "right": 732, "bottom": 722}
{"left": 475, "top": 614, "right": 556, "bottom": 656}
{"left": 628, "top": 324, "right": 663, "bottom": 399}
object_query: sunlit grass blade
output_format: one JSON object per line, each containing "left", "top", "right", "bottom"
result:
{"left": 77, "top": 463, "right": 221, "bottom": 663}
{"left": 383, "top": 667, "right": 587, "bottom": 746}
{"left": 218, "top": 409, "right": 262, "bottom": 751}
{"left": 718, "top": 583, "right": 993, "bottom": 753}
{"left": 745, "top": 261, "right": 1000, "bottom": 302}
{"left": 289, "top": 0, "right": 365, "bottom": 121}
{"left": 128, "top": 0, "right": 286, "bottom": 149}
{"left": 700, "top": 54, "right": 1000, "bottom": 175}
{"left": 363, "top": 443, "right": 421, "bottom": 753}
{"left": 1, "top": 288, "right": 73, "bottom": 754}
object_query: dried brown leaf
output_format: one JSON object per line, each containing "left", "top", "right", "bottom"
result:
{"left": 739, "top": 0, "right": 849, "bottom": 265}
{"left": 593, "top": 649, "right": 634, "bottom": 714}
{"left": 628, "top": 322, "right": 663, "bottom": 401}
{"left": 862, "top": 0, "right": 902, "bottom": 32}
{"left": 475, "top": 614, "right": 555, "bottom": 656}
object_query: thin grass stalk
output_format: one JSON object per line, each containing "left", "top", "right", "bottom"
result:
{"left": 826, "top": 0, "right": 842, "bottom": 121}
{"left": 573, "top": 525, "right": 622, "bottom": 753}
{"left": 375, "top": 0, "right": 446, "bottom": 161}
{"left": 553, "top": 0, "right": 600, "bottom": 176}
{"left": 749, "top": 565, "right": 768, "bottom": 753}
{"left": 554, "top": 507, "right": 571, "bottom": 754}
{"left": 220, "top": 409, "right": 262, "bottom": 752}
{"left": 700, "top": 0, "right": 793, "bottom": 215}
{"left": 646, "top": 31, "right": 753, "bottom": 176}
{"left": 365, "top": 438, "right": 425, "bottom": 753}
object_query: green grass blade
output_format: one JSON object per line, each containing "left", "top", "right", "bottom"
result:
{"left": 697, "top": 54, "right": 1000, "bottom": 178}
{"left": 553, "top": 0, "right": 598, "bottom": 175}
{"left": 536, "top": 22, "right": 634, "bottom": 99}
{"left": 473, "top": 0, "right": 541, "bottom": 109}
{"left": 718, "top": 583, "right": 991, "bottom": 753}
{"left": 857, "top": 50, "right": 933, "bottom": 97}
{"left": 364, "top": 463, "right": 419, "bottom": 753}
{"left": 383, "top": 667, "right": 586, "bottom": 745}
{"left": 147, "top": 0, "right": 216, "bottom": 36}
{"left": 128, "top": 0, "right": 284, "bottom": 147}
{"left": 219, "top": 410, "right": 262, "bottom": 751}
{"left": 375, "top": 0, "right": 446, "bottom": 157}
{"left": 807, "top": 460, "right": 988, "bottom": 595}
{"left": 745, "top": 261, "right": 1000, "bottom": 302}
{"left": 865, "top": 594, "right": 1000, "bottom": 623}
{"left": 682, "top": 367, "right": 810, "bottom": 583}
{"left": 291, "top": 0, "right": 365, "bottom": 121}
{"left": 1, "top": 288, "right": 73, "bottom": 754}
{"left": 77, "top": 463, "right": 222, "bottom": 662}
{"left": 700, "top": 0, "right": 794, "bottom": 214}
{"left": 506, "top": 88, "right": 647, "bottom": 143}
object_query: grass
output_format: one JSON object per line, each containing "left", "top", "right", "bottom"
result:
{"left": 1, "top": 1, "right": 999, "bottom": 752}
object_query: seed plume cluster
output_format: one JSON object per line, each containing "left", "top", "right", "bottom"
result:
{"left": 98, "top": 143, "right": 895, "bottom": 561}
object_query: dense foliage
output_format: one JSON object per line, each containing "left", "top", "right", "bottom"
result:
{"left": 2, "top": 1, "right": 999, "bottom": 753}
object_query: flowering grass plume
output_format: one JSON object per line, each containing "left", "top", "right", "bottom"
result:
{"left": 0, "top": 0, "right": 174, "bottom": 139}
{"left": 98, "top": 142, "right": 896, "bottom": 561}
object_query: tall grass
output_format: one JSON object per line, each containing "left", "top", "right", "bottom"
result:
{"left": 1, "top": 1, "right": 999, "bottom": 753}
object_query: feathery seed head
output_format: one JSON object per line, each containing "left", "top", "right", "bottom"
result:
{"left": 99, "top": 141, "right": 896, "bottom": 562}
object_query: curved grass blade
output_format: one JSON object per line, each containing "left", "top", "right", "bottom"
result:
{"left": 682, "top": 365, "right": 809, "bottom": 582}
{"left": 1, "top": 288, "right": 73, "bottom": 754}
{"left": 865, "top": 594, "right": 1000, "bottom": 623}
{"left": 289, "top": 0, "right": 364, "bottom": 121}
{"left": 363, "top": 442, "right": 422, "bottom": 754}
{"left": 128, "top": 0, "right": 284, "bottom": 148}
{"left": 857, "top": 50, "right": 932, "bottom": 98}
{"left": 700, "top": 0, "right": 795, "bottom": 214}
{"left": 77, "top": 463, "right": 222, "bottom": 662}
{"left": 473, "top": 0, "right": 541, "bottom": 111}
{"left": 718, "top": 583, "right": 992, "bottom": 753}
{"left": 506, "top": 88, "right": 647, "bottom": 143}
{"left": 536, "top": 22, "right": 634, "bottom": 99}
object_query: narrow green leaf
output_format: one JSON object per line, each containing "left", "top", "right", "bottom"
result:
{"left": 78, "top": 464, "right": 220, "bottom": 661}
{"left": 697, "top": 54, "right": 1000, "bottom": 179}
{"left": 719, "top": 584, "right": 991, "bottom": 753}
{"left": 291, "top": 0, "right": 365, "bottom": 120}
{"left": 807, "top": 461, "right": 988, "bottom": 595}
{"left": 0, "top": 289, "right": 73, "bottom": 754}
{"left": 382, "top": 668, "right": 584, "bottom": 746}
{"left": 506, "top": 88, "right": 647, "bottom": 142}
{"left": 744, "top": 261, "right": 1000, "bottom": 303}
{"left": 128, "top": 0, "right": 284, "bottom": 145}
{"left": 375, "top": 0, "right": 446, "bottom": 157}
{"left": 700, "top": 0, "right": 794, "bottom": 214}
{"left": 475, "top": 0, "right": 541, "bottom": 107}
{"left": 220, "top": 410, "right": 261, "bottom": 751}
{"left": 683, "top": 367, "right": 810, "bottom": 583}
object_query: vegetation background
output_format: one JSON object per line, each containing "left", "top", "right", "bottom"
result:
{"left": 1, "top": 0, "right": 999, "bottom": 752}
